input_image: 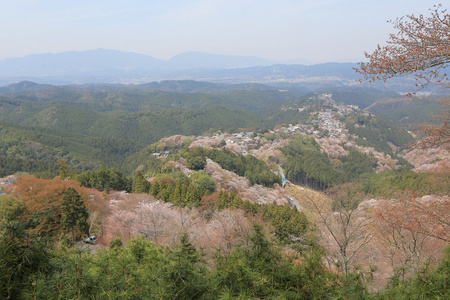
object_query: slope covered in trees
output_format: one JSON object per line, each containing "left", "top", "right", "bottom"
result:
{"left": 0, "top": 77, "right": 429, "bottom": 180}
{"left": 182, "top": 147, "right": 282, "bottom": 187}
{"left": 344, "top": 114, "right": 414, "bottom": 154}
{"left": 281, "top": 136, "right": 378, "bottom": 190}
{"left": 0, "top": 122, "right": 141, "bottom": 177}
{"left": 1, "top": 178, "right": 448, "bottom": 299}
{"left": 365, "top": 97, "right": 443, "bottom": 126}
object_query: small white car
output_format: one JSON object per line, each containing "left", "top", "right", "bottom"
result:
{"left": 83, "top": 236, "right": 97, "bottom": 245}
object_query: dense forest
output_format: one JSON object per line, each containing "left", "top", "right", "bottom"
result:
{"left": 0, "top": 81, "right": 419, "bottom": 179}
{"left": 0, "top": 83, "right": 310, "bottom": 176}
{"left": 344, "top": 114, "right": 414, "bottom": 154}
{"left": 281, "top": 136, "right": 379, "bottom": 190}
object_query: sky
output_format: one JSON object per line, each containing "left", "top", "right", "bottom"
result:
{"left": 0, "top": 0, "right": 443, "bottom": 63}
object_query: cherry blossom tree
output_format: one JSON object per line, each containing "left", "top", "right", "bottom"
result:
{"left": 305, "top": 184, "right": 375, "bottom": 277}
{"left": 356, "top": 4, "right": 450, "bottom": 149}
{"left": 356, "top": 5, "right": 450, "bottom": 89}
{"left": 373, "top": 199, "right": 444, "bottom": 279}
{"left": 375, "top": 193, "right": 450, "bottom": 244}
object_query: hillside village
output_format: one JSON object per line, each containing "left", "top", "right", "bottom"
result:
{"left": 168, "top": 95, "right": 448, "bottom": 174}
{"left": 183, "top": 94, "right": 357, "bottom": 153}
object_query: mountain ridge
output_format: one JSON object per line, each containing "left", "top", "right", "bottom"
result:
{"left": 0, "top": 49, "right": 360, "bottom": 87}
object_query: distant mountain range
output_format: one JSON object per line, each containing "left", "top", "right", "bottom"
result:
{"left": 0, "top": 49, "right": 361, "bottom": 86}
{"left": 0, "top": 49, "right": 280, "bottom": 77}
{"left": 0, "top": 49, "right": 429, "bottom": 93}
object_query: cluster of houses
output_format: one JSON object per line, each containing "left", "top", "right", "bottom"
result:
{"left": 152, "top": 150, "right": 170, "bottom": 157}
{"left": 273, "top": 96, "right": 361, "bottom": 140}
{"left": 307, "top": 101, "right": 360, "bottom": 139}
{"left": 317, "top": 111, "right": 343, "bottom": 138}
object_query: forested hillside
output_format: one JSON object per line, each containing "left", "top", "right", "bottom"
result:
{"left": 0, "top": 81, "right": 425, "bottom": 178}
{"left": 365, "top": 96, "right": 443, "bottom": 126}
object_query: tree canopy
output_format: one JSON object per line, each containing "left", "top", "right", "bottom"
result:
{"left": 60, "top": 187, "right": 89, "bottom": 242}
{"left": 356, "top": 4, "right": 450, "bottom": 150}
{"left": 356, "top": 5, "right": 450, "bottom": 90}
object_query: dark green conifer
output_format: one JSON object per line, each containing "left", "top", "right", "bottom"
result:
{"left": 60, "top": 187, "right": 89, "bottom": 243}
{"left": 132, "top": 171, "right": 150, "bottom": 193}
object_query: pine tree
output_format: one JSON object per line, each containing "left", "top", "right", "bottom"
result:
{"left": 172, "top": 180, "right": 183, "bottom": 205}
{"left": 132, "top": 171, "right": 150, "bottom": 193}
{"left": 57, "top": 159, "right": 72, "bottom": 180}
{"left": 217, "top": 190, "right": 228, "bottom": 210}
{"left": 185, "top": 185, "right": 200, "bottom": 207}
{"left": 149, "top": 180, "right": 160, "bottom": 196}
{"left": 179, "top": 233, "right": 199, "bottom": 263}
{"left": 60, "top": 187, "right": 89, "bottom": 243}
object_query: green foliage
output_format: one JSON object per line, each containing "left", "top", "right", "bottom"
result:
{"left": 264, "top": 132, "right": 276, "bottom": 141}
{"left": 183, "top": 147, "right": 282, "bottom": 187}
{"left": 259, "top": 202, "right": 309, "bottom": 244}
{"left": 109, "top": 237, "right": 123, "bottom": 251}
{"left": 215, "top": 190, "right": 309, "bottom": 244}
{"left": 0, "top": 155, "right": 58, "bottom": 179}
{"left": 339, "top": 149, "right": 375, "bottom": 181}
{"left": 3, "top": 219, "right": 449, "bottom": 299}
{"left": 124, "top": 148, "right": 167, "bottom": 176}
{"left": 281, "top": 135, "right": 406, "bottom": 190}
{"left": 0, "top": 121, "right": 141, "bottom": 176}
{"left": 345, "top": 114, "right": 414, "bottom": 154}
{"left": 0, "top": 83, "right": 306, "bottom": 179}
{"left": 359, "top": 168, "right": 449, "bottom": 197}
{"left": 0, "top": 83, "right": 416, "bottom": 182}
{"left": 179, "top": 139, "right": 191, "bottom": 150}
{"left": 0, "top": 222, "right": 53, "bottom": 299}
{"left": 186, "top": 155, "right": 207, "bottom": 170}
{"left": 366, "top": 98, "right": 442, "bottom": 125}
{"left": 281, "top": 136, "right": 341, "bottom": 190}
{"left": 77, "top": 165, "right": 132, "bottom": 192}
{"left": 60, "top": 187, "right": 89, "bottom": 242}
{"left": 211, "top": 224, "right": 340, "bottom": 299}
{"left": 0, "top": 196, "right": 25, "bottom": 223}
{"left": 132, "top": 171, "right": 150, "bottom": 193}
{"left": 375, "top": 247, "right": 450, "bottom": 299}
{"left": 150, "top": 176, "right": 203, "bottom": 208}
{"left": 190, "top": 171, "right": 215, "bottom": 194}
{"left": 57, "top": 159, "right": 72, "bottom": 180}
{"left": 59, "top": 234, "right": 72, "bottom": 249}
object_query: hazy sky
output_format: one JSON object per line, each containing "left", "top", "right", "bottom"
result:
{"left": 0, "top": 0, "right": 443, "bottom": 63}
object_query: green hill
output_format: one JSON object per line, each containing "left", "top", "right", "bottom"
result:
{"left": 365, "top": 97, "right": 442, "bottom": 126}
{"left": 317, "top": 87, "right": 400, "bottom": 109}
